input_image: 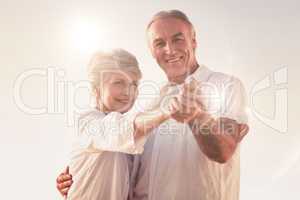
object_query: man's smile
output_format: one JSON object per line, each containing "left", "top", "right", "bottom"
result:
{"left": 166, "top": 55, "right": 184, "bottom": 63}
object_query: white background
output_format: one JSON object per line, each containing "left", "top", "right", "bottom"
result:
{"left": 1, "top": 0, "right": 299, "bottom": 199}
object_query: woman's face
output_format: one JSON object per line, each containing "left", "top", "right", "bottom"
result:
{"left": 96, "top": 70, "right": 139, "bottom": 113}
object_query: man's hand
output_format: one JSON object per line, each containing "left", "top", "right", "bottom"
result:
{"left": 171, "top": 79, "right": 204, "bottom": 123}
{"left": 56, "top": 166, "right": 73, "bottom": 198}
{"left": 155, "top": 83, "right": 182, "bottom": 117}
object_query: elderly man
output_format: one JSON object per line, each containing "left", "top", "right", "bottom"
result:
{"left": 57, "top": 10, "right": 249, "bottom": 200}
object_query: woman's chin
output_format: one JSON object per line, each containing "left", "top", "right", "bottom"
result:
{"left": 116, "top": 104, "right": 133, "bottom": 113}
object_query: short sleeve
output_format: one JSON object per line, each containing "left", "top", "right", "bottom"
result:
{"left": 215, "top": 77, "right": 248, "bottom": 124}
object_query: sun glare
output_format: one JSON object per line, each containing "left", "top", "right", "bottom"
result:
{"left": 69, "top": 20, "right": 111, "bottom": 54}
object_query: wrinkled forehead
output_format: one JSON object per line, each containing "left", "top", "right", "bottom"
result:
{"left": 147, "top": 17, "right": 191, "bottom": 41}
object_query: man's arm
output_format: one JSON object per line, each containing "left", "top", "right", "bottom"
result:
{"left": 172, "top": 78, "right": 249, "bottom": 163}
{"left": 188, "top": 113, "right": 249, "bottom": 163}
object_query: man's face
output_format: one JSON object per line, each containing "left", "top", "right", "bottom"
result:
{"left": 97, "top": 70, "right": 139, "bottom": 113}
{"left": 147, "top": 17, "right": 197, "bottom": 84}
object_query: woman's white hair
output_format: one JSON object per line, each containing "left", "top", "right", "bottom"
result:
{"left": 87, "top": 48, "right": 142, "bottom": 95}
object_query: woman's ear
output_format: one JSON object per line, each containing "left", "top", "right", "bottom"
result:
{"left": 94, "top": 88, "right": 100, "bottom": 103}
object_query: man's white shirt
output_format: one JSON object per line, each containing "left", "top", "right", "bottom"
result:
{"left": 130, "top": 64, "right": 248, "bottom": 200}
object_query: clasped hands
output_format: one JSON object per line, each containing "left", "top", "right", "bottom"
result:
{"left": 159, "top": 78, "right": 205, "bottom": 123}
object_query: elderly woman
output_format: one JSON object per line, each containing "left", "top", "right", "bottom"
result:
{"left": 64, "top": 49, "right": 178, "bottom": 200}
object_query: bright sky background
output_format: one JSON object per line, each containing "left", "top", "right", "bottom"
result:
{"left": 1, "top": 0, "right": 299, "bottom": 199}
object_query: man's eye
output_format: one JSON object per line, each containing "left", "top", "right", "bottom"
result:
{"left": 174, "top": 38, "right": 184, "bottom": 42}
{"left": 155, "top": 42, "right": 165, "bottom": 48}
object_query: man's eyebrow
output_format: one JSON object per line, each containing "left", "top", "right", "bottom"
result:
{"left": 172, "top": 32, "right": 184, "bottom": 38}
{"left": 152, "top": 32, "right": 184, "bottom": 44}
{"left": 153, "top": 38, "right": 164, "bottom": 44}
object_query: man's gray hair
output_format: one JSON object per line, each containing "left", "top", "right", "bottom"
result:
{"left": 147, "top": 9, "right": 194, "bottom": 30}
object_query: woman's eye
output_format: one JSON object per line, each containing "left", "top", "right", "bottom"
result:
{"left": 131, "top": 83, "right": 138, "bottom": 88}
{"left": 113, "top": 81, "right": 123, "bottom": 85}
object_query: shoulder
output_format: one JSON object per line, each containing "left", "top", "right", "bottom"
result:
{"left": 79, "top": 108, "right": 105, "bottom": 121}
{"left": 77, "top": 108, "right": 107, "bottom": 129}
{"left": 203, "top": 66, "right": 244, "bottom": 89}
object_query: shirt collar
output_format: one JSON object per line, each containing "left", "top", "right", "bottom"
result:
{"left": 188, "top": 64, "right": 212, "bottom": 83}
{"left": 165, "top": 64, "right": 212, "bottom": 92}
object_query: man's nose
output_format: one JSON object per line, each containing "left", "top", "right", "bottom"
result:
{"left": 164, "top": 42, "right": 175, "bottom": 54}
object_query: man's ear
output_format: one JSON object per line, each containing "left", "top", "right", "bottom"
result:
{"left": 192, "top": 31, "right": 197, "bottom": 50}
{"left": 150, "top": 47, "right": 155, "bottom": 58}
{"left": 146, "top": 31, "right": 156, "bottom": 58}
{"left": 147, "top": 40, "right": 156, "bottom": 58}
